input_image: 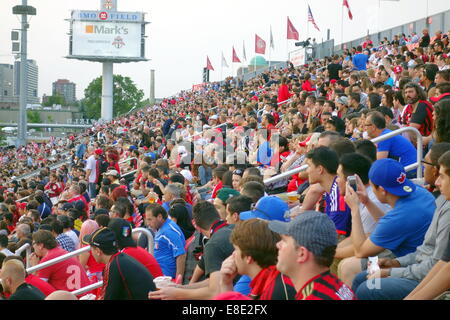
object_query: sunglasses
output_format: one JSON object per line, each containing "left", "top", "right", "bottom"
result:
{"left": 421, "top": 159, "right": 436, "bottom": 167}
{"left": 233, "top": 169, "right": 243, "bottom": 176}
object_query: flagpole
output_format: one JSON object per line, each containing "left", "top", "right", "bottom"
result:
{"left": 341, "top": 2, "right": 344, "bottom": 48}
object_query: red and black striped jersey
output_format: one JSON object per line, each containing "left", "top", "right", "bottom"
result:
{"left": 402, "top": 100, "right": 434, "bottom": 137}
{"left": 295, "top": 271, "right": 356, "bottom": 300}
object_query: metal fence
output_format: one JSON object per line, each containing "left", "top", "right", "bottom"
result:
{"left": 311, "top": 9, "right": 450, "bottom": 59}
{"left": 263, "top": 126, "right": 423, "bottom": 185}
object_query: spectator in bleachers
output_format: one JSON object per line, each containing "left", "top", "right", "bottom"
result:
{"left": 107, "top": 218, "right": 163, "bottom": 279}
{"left": 0, "top": 259, "right": 45, "bottom": 300}
{"left": 2, "top": 255, "right": 55, "bottom": 297}
{"left": 225, "top": 195, "right": 253, "bottom": 225}
{"left": 29, "top": 230, "right": 91, "bottom": 292}
{"left": 149, "top": 201, "right": 233, "bottom": 300}
{"left": 339, "top": 158, "right": 435, "bottom": 286}
{"left": 50, "top": 220, "right": 76, "bottom": 253}
{"left": 268, "top": 211, "right": 355, "bottom": 300}
{"left": 352, "top": 142, "right": 450, "bottom": 299}
{"left": 305, "top": 147, "right": 351, "bottom": 237}
{"left": 217, "top": 219, "right": 297, "bottom": 300}
{"left": 364, "top": 111, "right": 417, "bottom": 176}
{"left": 405, "top": 150, "right": 450, "bottom": 299}
{"left": 83, "top": 227, "right": 156, "bottom": 300}
{"left": 145, "top": 204, "right": 186, "bottom": 279}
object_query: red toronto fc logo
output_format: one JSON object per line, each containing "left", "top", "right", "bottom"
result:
{"left": 112, "top": 36, "right": 125, "bottom": 49}
{"left": 99, "top": 11, "right": 108, "bottom": 20}
{"left": 257, "top": 39, "right": 264, "bottom": 49}
{"left": 396, "top": 172, "right": 406, "bottom": 184}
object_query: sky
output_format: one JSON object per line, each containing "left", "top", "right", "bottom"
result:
{"left": 0, "top": 0, "right": 449, "bottom": 102}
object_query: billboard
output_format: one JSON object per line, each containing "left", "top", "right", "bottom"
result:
{"left": 67, "top": 10, "right": 147, "bottom": 62}
{"left": 71, "top": 20, "right": 141, "bottom": 58}
{"left": 289, "top": 48, "right": 306, "bottom": 67}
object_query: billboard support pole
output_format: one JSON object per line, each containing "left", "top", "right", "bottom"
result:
{"left": 150, "top": 69, "right": 155, "bottom": 105}
{"left": 101, "top": 62, "right": 113, "bottom": 121}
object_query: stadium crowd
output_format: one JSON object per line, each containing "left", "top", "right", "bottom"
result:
{"left": 1, "top": 27, "right": 450, "bottom": 301}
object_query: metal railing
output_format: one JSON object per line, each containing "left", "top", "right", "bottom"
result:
{"left": 370, "top": 127, "right": 423, "bottom": 181}
{"left": 14, "top": 243, "right": 32, "bottom": 269}
{"left": 263, "top": 126, "right": 423, "bottom": 185}
{"left": 26, "top": 228, "right": 154, "bottom": 275}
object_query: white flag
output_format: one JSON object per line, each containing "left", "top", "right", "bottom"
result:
{"left": 243, "top": 40, "right": 247, "bottom": 61}
{"left": 221, "top": 52, "right": 229, "bottom": 68}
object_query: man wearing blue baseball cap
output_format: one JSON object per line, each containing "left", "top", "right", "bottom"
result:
{"left": 339, "top": 158, "right": 436, "bottom": 287}
{"left": 240, "top": 196, "right": 290, "bottom": 222}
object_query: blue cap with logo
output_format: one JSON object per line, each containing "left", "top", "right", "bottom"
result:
{"left": 369, "top": 158, "right": 416, "bottom": 197}
{"left": 240, "top": 196, "right": 290, "bottom": 222}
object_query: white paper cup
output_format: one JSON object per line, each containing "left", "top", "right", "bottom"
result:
{"left": 153, "top": 276, "right": 173, "bottom": 289}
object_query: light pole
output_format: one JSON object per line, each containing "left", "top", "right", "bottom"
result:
{"left": 12, "top": 0, "right": 36, "bottom": 147}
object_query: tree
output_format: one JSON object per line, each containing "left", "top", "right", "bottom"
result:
{"left": 42, "top": 95, "right": 65, "bottom": 107}
{"left": 27, "top": 110, "right": 41, "bottom": 123}
{"left": 83, "top": 75, "right": 145, "bottom": 119}
{"left": 27, "top": 110, "right": 42, "bottom": 132}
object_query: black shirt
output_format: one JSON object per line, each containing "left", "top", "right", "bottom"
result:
{"left": 327, "top": 63, "right": 342, "bottom": 80}
{"left": 103, "top": 253, "right": 156, "bottom": 300}
{"left": 9, "top": 283, "right": 45, "bottom": 300}
{"left": 203, "top": 224, "right": 235, "bottom": 277}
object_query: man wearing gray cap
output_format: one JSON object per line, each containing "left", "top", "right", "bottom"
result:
{"left": 268, "top": 211, "right": 356, "bottom": 300}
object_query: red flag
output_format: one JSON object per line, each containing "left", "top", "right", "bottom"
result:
{"left": 206, "top": 55, "right": 214, "bottom": 71}
{"left": 343, "top": 0, "right": 353, "bottom": 20}
{"left": 255, "top": 34, "right": 266, "bottom": 54}
{"left": 232, "top": 46, "right": 241, "bottom": 63}
{"left": 287, "top": 17, "right": 299, "bottom": 40}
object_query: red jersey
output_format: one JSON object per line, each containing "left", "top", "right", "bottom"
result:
{"left": 45, "top": 182, "right": 63, "bottom": 198}
{"left": 211, "top": 181, "right": 223, "bottom": 199}
{"left": 295, "top": 271, "right": 356, "bottom": 300}
{"left": 401, "top": 100, "right": 434, "bottom": 136}
{"left": 249, "top": 265, "right": 296, "bottom": 300}
{"left": 26, "top": 274, "right": 56, "bottom": 297}
{"left": 37, "top": 247, "right": 91, "bottom": 292}
{"left": 122, "top": 247, "right": 164, "bottom": 279}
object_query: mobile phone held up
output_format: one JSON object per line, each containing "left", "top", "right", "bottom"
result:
{"left": 347, "top": 175, "right": 358, "bottom": 192}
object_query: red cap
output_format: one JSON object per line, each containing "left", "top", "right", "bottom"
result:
{"left": 330, "top": 79, "right": 337, "bottom": 84}
{"left": 299, "top": 135, "right": 313, "bottom": 147}
{"left": 394, "top": 66, "right": 403, "bottom": 74}
{"left": 17, "top": 202, "right": 27, "bottom": 210}
{"left": 94, "top": 149, "right": 103, "bottom": 155}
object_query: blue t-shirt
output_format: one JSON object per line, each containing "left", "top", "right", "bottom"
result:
{"left": 377, "top": 129, "right": 417, "bottom": 168}
{"left": 325, "top": 177, "right": 352, "bottom": 236}
{"left": 370, "top": 186, "right": 435, "bottom": 257}
{"left": 352, "top": 53, "right": 369, "bottom": 71}
{"left": 154, "top": 219, "right": 186, "bottom": 278}
{"left": 384, "top": 77, "right": 394, "bottom": 87}
{"left": 234, "top": 275, "right": 251, "bottom": 295}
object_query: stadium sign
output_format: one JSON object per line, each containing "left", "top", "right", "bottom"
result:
{"left": 71, "top": 10, "right": 143, "bottom": 22}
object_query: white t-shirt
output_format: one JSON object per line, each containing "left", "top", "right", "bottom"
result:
{"left": 85, "top": 155, "right": 97, "bottom": 183}
{"left": 359, "top": 185, "right": 392, "bottom": 234}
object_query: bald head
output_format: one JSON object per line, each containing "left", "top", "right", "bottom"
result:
{"left": 45, "top": 290, "right": 78, "bottom": 300}
{"left": 0, "top": 259, "right": 26, "bottom": 292}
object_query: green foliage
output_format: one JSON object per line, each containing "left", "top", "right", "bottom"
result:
{"left": 83, "top": 75, "right": 145, "bottom": 119}
{"left": 42, "top": 95, "right": 65, "bottom": 107}
{"left": 27, "top": 110, "right": 41, "bottom": 123}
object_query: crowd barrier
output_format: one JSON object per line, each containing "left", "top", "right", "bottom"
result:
{"left": 25, "top": 227, "right": 153, "bottom": 277}
{"left": 263, "top": 126, "right": 423, "bottom": 185}
{"left": 14, "top": 243, "right": 32, "bottom": 269}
